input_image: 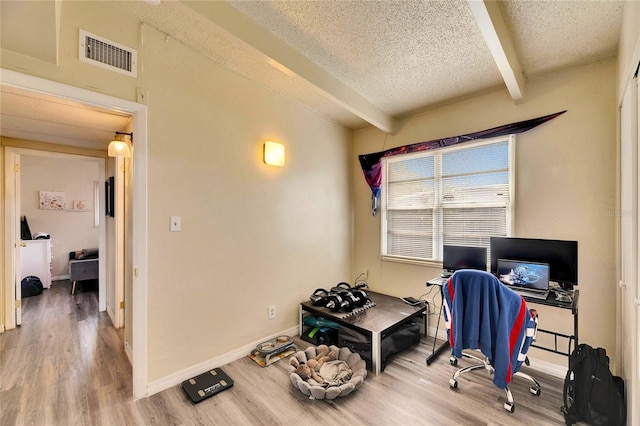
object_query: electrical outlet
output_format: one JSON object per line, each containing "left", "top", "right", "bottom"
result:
{"left": 268, "top": 305, "right": 276, "bottom": 319}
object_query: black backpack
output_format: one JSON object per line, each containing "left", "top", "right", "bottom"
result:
{"left": 562, "top": 343, "right": 626, "bottom": 426}
{"left": 21, "top": 275, "right": 44, "bottom": 297}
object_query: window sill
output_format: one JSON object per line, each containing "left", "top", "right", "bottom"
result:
{"left": 381, "top": 255, "right": 442, "bottom": 268}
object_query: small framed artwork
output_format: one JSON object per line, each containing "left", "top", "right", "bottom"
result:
{"left": 39, "top": 191, "right": 65, "bottom": 210}
{"left": 73, "top": 200, "right": 87, "bottom": 211}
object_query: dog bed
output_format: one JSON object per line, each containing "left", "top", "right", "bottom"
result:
{"left": 288, "top": 344, "right": 367, "bottom": 400}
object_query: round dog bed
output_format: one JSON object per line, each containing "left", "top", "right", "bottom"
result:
{"left": 288, "top": 344, "right": 367, "bottom": 400}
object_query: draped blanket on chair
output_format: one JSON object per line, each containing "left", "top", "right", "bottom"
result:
{"left": 358, "top": 110, "right": 566, "bottom": 215}
{"left": 443, "top": 270, "right": 536, "bottom": 389}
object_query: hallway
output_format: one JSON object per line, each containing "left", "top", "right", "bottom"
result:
{"left": 0, "top": 280, "right": 134, "bottom": 424}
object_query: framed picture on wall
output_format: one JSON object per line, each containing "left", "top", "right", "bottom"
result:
{"left": 39, "top": 191, "right": 65, "bottom": 210}
{"left": 105, "top": 176, "right": 115, "bottom": 217}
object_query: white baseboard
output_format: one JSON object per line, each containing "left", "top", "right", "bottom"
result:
{"left": 525, "top": 356, "right": 567, "bottom": 379}
{"left": 0, "top": 324, "right": 5, "bottom": 333}
{"left": 124, "top": 340, "right": 133, "bottom": 365}
{"left": 52, "top": 275, "right": 69, "bottom": 281}
{"left": 107, "top": 306, "right": 117, "bottom": 329}
{"left": 146, "top": 326, "right": 299, "bottom": 397}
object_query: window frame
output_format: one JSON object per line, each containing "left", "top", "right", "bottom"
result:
{"left": 380, "top": 135, "right": 515, "bottom": 266}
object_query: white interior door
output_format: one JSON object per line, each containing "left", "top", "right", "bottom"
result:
{"left": 620, "top": 72, "right": 639, "bottom": 426}
{"left": 14, "top": 154, "right": 22, "bottom": 326}
{"left": 4, "top": 151, "right": 22, "bottom": 326}
{"left": 115, "top": 155, "right": 125, "bottom": 328}
{"left": 634, "top": 73, "right": 640, "bottom": 426}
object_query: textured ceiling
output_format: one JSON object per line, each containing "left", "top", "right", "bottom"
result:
{"left": 502, "top": 1, "right": 623, "bottom": 76}
{"left": 0, "top": 0, "right": 625, "bottom": 149}
{"left": 229, "top": 0, "right": 503, "bottom": 116}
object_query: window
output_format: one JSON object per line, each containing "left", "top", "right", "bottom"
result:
{"left": 381, "top": 136, "right": 513, "bottom": 264}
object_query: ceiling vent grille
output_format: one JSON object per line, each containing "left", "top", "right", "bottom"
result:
{"left": 79, "top": 29, "right": 137, "bottom": 77}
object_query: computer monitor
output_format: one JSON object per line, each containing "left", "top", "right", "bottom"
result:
{"left": 490, "top": 237, "right": 578, "bottom": 288}
{"left": 443, "top": 245, "right": 487, "bottom": 273}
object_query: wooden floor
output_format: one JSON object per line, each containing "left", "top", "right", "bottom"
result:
{"left": 1, "top": 281, "right": 567, "bottom": 425}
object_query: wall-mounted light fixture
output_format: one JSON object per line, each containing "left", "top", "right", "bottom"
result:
{"left": 108, "top": 132, "right": 133, "bottom": 158}
{"left": 263, "top": 141, "right": 285, "bottom": 167}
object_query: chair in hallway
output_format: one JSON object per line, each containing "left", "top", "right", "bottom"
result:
{"left": 69, "top": 248, "right": 99, "bottom": 295}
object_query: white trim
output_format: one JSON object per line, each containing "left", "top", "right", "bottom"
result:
{"left": 146, "top": 326, "right": 299, "bottom": 397}
{"left": 4, "top": 150, "right": 19, "bottom": 329}
{"left": 381, "top": 136, "right": 513, "bottom": 263}
{"left": 1, "top": 68, "right": 148, "bottom": 399}
{"left": 522, "top": 357, "right": 567, "bottom": 379}
{"left": 124, "top": 340, "right": 134, "bottom": 365}
{"left": 52, "top": 275, "right": 70, "bottom": 281}
{"left": 0, "top": 324, "right": 5, "bottom": 333}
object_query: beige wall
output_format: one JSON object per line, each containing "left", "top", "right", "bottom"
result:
{"left": 352, "top": 59, "right": 618, "bottom": 366}
{"left": 1, "top": 1, "right": 352, "bottom": 384}
{"left": 20, "top": 155, "right": 100, "bottom": 277}
{"left": 139, "top": 24, "right": 352, "bottom": 381}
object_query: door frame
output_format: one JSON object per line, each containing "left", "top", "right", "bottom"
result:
{"left": 6, "top": 148, "right": 106, "bottom": 317}
{"left": 4, "top": 150, "right": 21, "bottom": 325}
{"left": 1, "top": 69, "right": 149, "bottom": 399}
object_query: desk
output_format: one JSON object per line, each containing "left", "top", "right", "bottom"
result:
{"left": 425, "top": 276, "right": 579, "bottom": 365}
{"left": 425, "top": 276, "right": 450, "bottom": 365}
{"left": 525, "top": 289, "right": 579, "bottom": 357}
{"left": 300, "top": 291, "right": 427, "bottom": 375}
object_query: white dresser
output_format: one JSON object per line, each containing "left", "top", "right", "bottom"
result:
{"left": 20, "top": 239, "right": 52, "bottom": 288}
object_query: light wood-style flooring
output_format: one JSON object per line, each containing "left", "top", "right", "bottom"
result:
{"left": 1, "top": 281, "right": 567, "bottom": 425}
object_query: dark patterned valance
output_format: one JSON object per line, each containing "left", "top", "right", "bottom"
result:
{"left": 359, "top": 110, "right": 566, "bottom": 215}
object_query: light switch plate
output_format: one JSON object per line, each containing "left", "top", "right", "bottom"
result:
{"left": 170, "top": 216, "right": 181, "bottom": 232}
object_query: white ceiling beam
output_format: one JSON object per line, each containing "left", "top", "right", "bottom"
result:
{"left": 469, "top": 0, "right": 525, "bottom": 103}
{"left": 180, "top": 1, "right": 398, "bottom": 134}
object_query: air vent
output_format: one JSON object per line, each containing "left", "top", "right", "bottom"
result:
{"left": 79, "top": 29, "right": 137, "bottom": 77}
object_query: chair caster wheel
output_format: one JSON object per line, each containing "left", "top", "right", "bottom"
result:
{"left": 449, "top": 357, "right": 457, "bottom": 366}
{"left": 530, "top": 386, "right": 541, "bottom": 396}
{"left": 504, "top": 402, "right": 515, "bottom": 413}
{"left": 449, "top": 379, "right": 458, "bottom": 389}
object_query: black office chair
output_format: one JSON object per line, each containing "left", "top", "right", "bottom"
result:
{"left": 442, "top": 269, "right": 541, "bottom": 413}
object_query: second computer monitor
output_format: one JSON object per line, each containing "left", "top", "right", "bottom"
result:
{"left": 443, "top": 245, "right": 487, "bottom": 273}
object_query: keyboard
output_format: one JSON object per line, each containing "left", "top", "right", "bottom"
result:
{"left": 511, "top": 288, "right": 549, "bottom": 301}
{"left": 426, "top": 276, "right": 448, "bottom": 286}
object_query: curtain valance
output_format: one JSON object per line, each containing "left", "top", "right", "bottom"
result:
{"left": 358, "top": 110, "right": 566, "bottom": 215}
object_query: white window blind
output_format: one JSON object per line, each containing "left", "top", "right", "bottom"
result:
{"left": 381, "top": 137, "right": 513, "bottom": 263}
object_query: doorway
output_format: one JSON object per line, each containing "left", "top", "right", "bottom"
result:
{"left": 1, "top": 69, "right": 149, "bottom": 399}
{"left": 11, "top": 149, "right": 107, "bottom": 324}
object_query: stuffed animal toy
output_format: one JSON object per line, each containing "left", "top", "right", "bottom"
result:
{"left": 290, "top": 357, "right": 323, "bottom": 382}
{"left": 306, "top": 349, "right": 337, "bottom": 371}
{"left": 290, "top": 347, "right": 338, "bottom": 382}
